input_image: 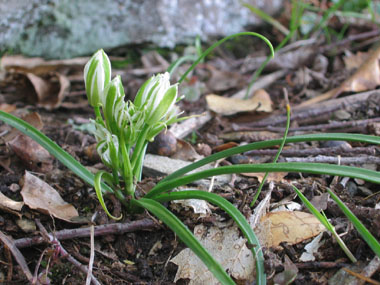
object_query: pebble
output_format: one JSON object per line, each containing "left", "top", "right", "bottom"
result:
{"left": 16, "top": 219, "right": 36, "bottom": 233}
{"left": 346, "top": 181, "right": 358, "bottom": 197}
{"left": 357, "top": 186, "right": 373, "bottom": 196}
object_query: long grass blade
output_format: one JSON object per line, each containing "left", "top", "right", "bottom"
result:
{"left": 327, "top": 188, "right": 380, "bottom": 258}
{"left": 154, "top": 190, "right": 266, "bottom": 285}
{"left": 147, "top": 163, "right": 380, "bottom": 198}
{"left": 0, "top": 110, "right": 126, "bottom": 198}
{"left": 242, "top": 2, "right": 289, "bottom": 35}
{"left": 250, "top": 103, "right": 291, "bottom": 206}
{"left": 133, "top": 198, "right": 235, "bottom": 284}
{"left": 160, "top": 133, "right": 380, "bottom": 184}
{"left": 178, "top": 32, "right": 274, "bottom": 84}
{"left": 292, "top": 185, "right": 357, "bottom": 262}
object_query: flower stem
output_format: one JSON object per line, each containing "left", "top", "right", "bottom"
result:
{"left": 120, "top": 132, "right": 134, "bottom": 196}
{"left": 131, "top": 124, "right": 150, "bottom": 171}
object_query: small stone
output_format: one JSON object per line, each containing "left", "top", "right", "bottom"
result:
{"left": 230, "top": 154, "right": 251, "bottom": 164}
{"left": 9, "top": 183, "right": 20, "bottom": 192}
{"left": 333, "top": 110, "right": 351, "bottom": 120}
{"left": 320, "top": 141, "right": 351, "bottom": 149}
{"left": 346, "top": 181, "right": 358, "bottom": 197}
{"left": 357, "top": 186, "right": 373, "bottom": 197}
{"left": 16, "top": 219, "right": 36, "bottom": 233}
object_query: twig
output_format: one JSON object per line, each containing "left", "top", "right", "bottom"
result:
{"left": 245, "top": 146, "right": 378, "bottom": 157}
{"left": 0, "top": 231, "right": 33, "bottom": 283}
{"left": 281, "top": 155, "right": 380, "bottom": 164}
{"left": 239, "top": 117, "right": 380, "bottom": 133}
{"left": 14, "top": 218, "right": 158, "bottom": 249}
{"left": 86, "top": 213, "right": 97, "bottom": 285}
{"left": 295, "top": 261, "right": 349, "bottom": 269}
{"left": 320, "top": 29, "right": 380, "bottom": 54}
{"left": 35, "top": 219, "right": 101, "bottom": 285}
{"left": 248, "top": 90, "right": 379, "bottom": 127}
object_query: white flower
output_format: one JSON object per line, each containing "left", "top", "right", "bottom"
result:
{"left": 84, "top": 49, "right": 111, "bottom": 107}
{"left": 134, "top": 72, "right": 178, "bottom": 126}
{"left": 92, "top": 121, "right": 119, "bottom": 169}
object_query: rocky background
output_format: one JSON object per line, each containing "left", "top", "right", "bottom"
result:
{"left": 0, "top": 0, "right": 282, "bottom": 59}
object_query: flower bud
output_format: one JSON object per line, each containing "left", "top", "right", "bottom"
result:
{"left": 134, "top": 72, "right": 178, "bottom": 126}
{"left": 84, "top": 49, "right": 111, "bottom": 107}
{"left": 103, "top": 75, "right": 125, "bottom": 133}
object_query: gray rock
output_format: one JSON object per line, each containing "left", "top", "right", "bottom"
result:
{"left": 143, "top": 153, "right": 231, "bottom": 187}
{"left": 0, "top": 0, "right": 282, "bottom": 59}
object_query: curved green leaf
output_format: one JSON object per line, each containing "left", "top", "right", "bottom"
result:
{"left": 153, "top": 190, "right": 266, "bottom": 285}
{"left": 327, "top": 188, "right": 380, "bottom": 258}
{"left": 94, "top": 171, "right": 122, "bottom": 220}
{"left": 160, "top": 133, "right": 380, "bottom": 184}
{"left": 178, "top": 32, "right": 274, "bottom": 84}
{"left": 0, "top": 110, "right": 128, "bottom": 202}
{"left": 132, "top": 198, "right": 235, "bottom": 284}
{"left": 147, "top": 162, "right": 380, "bottom": 198}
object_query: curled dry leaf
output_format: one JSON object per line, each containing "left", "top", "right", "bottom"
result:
{"left": 171, "top": 139, "right": 203, "bottom": 161}
{"left": 255, "top": 211, "right": 325, "bottom": 248}
{"left": 206, "top": 65, "right": 245, "bottom": 92}
{"left": 20, "top": 171, "right": 79, "bottom": 222}
{"left": 0, "top": 103, "right": 16, "bottom": 113}
{"left": 1, "top": 55, "right": 88, "bottom": 75}
{"left": 206, "top": 89, "right": 273, "bottom": 116}
{"left": 299, "top": 45, "right": 380, "bottom": 107}
{"left": 242, "top": 171, "right": 287, "bottom": 183}
{"left": 0, "top": 191, "right": 24, "bottom": 217}
{"left": 9, "top": 134, "right": 53, "bottom": 172}
{"left": 26, "top": 72, "right": 70, "bottom": 110}
{"left": 171, "top": 224, "right": 255, "bottom": 284}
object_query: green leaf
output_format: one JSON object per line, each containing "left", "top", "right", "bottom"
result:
{"left": 147, "top": 162, "right": 380, "bottom": 198}
{"left": 0, "top": 110, "right": 129, "bottom": 200}
{"left": 147, "top": 84, "right": 177, "bottom": 125}
{"left": 327, "top": 188, "right": 380, "bottom": 258}
{"left": 293, "top": 185, "right": 357, "bottom": 262}
{"left": 94, "top": 171, "right": 122, "bottom": 220}
{"left": 133, "top": 198, "right": 235, "bottom": 285}
{"left": 178, "top": 32, "right": 274, "bottom": 84}
{"left": 153, "top": 190, "right": 266, "bottom": 285}
{"left": 160, "top": 133, "right": 380, "bottom": 183}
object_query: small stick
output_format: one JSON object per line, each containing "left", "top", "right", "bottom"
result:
{"left": 282, "top": 155, "right": 380, "bottom": 164}
{"left": 35, "top": 219, "right": 101, "bottom": 285}
{"left": 238, "top": 117, "right": 380, "bottom": 133}
{"left": 0, "top": 231, "right": 33, "bottom": 283}
{"left": 86, "top": 213, "right": 97, "bottom": 285}
{"left": 245, "top": 146, "right": 378, "bottom": 157}
{"left": 295, "top": 261, "right": 349, "bottom": 269}
{"left": 248, "top": 90, "right": 379, "bottom": 127}
{"left": 14, "top": 218, "right": 158, "bottom": 249}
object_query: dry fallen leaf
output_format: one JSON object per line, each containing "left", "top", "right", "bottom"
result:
{"left": 343, "top": 51, "right": 370, "bottom": 71}
{"left": 1, "top": 55, "right": 88, "bottom": 75}
{"left": 3, "top": 112, "right": 44, "bottom": 143}
{"left": 255, "top": 211, "right": 325, "bottom": 248}
{"left": 21, "top": 171, "right": 79, "bottom": 222}
{"left": 9, "top": 134, "right": 53, "bottom": 172}
{"left": 206, "top": 89, "right": 273, "bottom": 115}
{"left": 206, "top": 65, "right": 245, "bottom": 92}
{"left": 0, "top": 103, "right": 16, "bottom": 113}
{"left": 242, "top": 171, "right": 287, "bottom": 182}
{"left": 0, "top": 191, "right": 24, "bottom": 216}
{"left": 26, "top": 72, "right": 70, "bottom": 110}
{"left": 171, "top": 139, "right": 203, "bottom": 161}
{"left": 171, "top": 224, "right": 255, "bottom": 284}
{"left": 299, "top": 46, "right": 380, "bottom": 107}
